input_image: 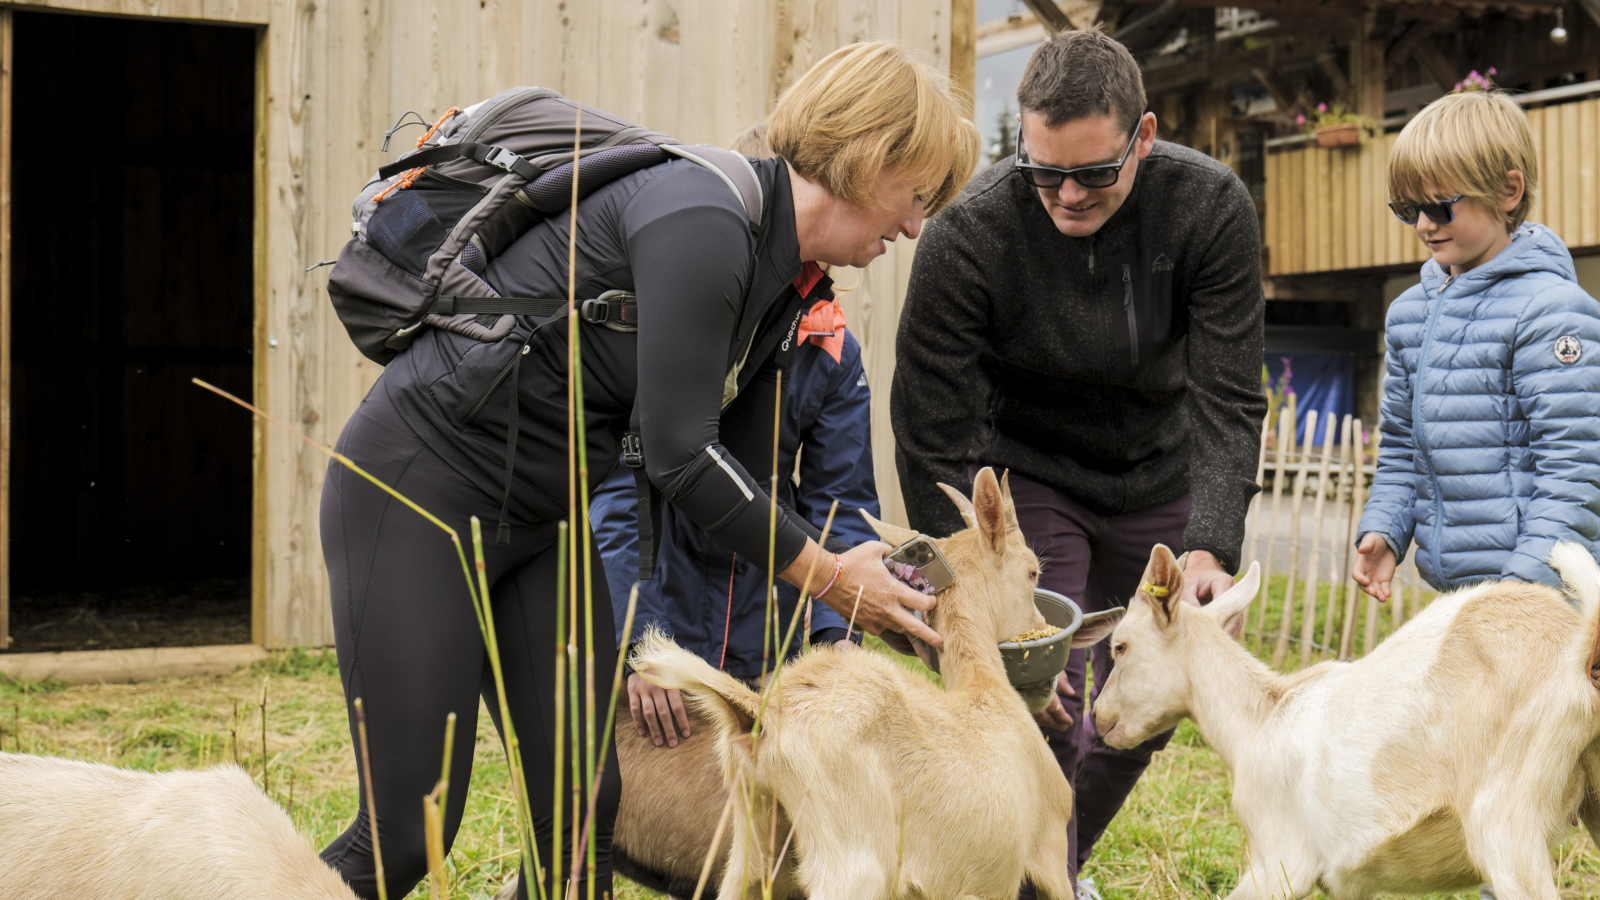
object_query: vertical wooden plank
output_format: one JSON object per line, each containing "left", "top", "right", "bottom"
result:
{"left": 251, "top": 23, "right": 270, "bottom": 647}
{"left": 1561, "top": 100, "right": 1580, "bottom": 244}
{"left": 1528, "top": 106, "right": 1547, "bottom": 231}
{"left": 1338, "top": 417, "right": 1366, "bottom": 660}
{"left": 1299, "top": 415, "right": 1334, "bottom": 668}
{"left": 0, "top": 10, "right": 11, "bottom": 651}
{"left": 1255, "top": 405, "right": 1291, "bottom": 652}
{"left": 1273, "top": 409, "right": 1311, "bottom": 669}
{"left": 1290, "top": 149, "right": 1305, "bottom": 274}
{"left": 1264, "top": 150, "right": 1279, "bottom": 275}
{"left": 1321, "top": 413, "right": 1353, "bottom": 659}
{"left": 1581, "top": 98, "right": 1598, "bottom": 248}
{"left": 1329, "top": 152, "right": 1345, "bottom": 270}
{"left": 949, "top": 0, "right": 974, "bottom": 117}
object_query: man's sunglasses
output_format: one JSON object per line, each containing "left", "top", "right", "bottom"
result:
{"left": 1388, "top": 195, "right": 1465, "bottom": 225}
{"left": 1015, "top": 127, "right": 1139, "bottom": 190}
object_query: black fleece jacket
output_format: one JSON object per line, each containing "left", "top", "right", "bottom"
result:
{"left": 891, "top": 142, "right": 1265, "bottom": 571}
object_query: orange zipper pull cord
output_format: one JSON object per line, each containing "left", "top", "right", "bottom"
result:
{"left": 372, "top": 167, "right": 423, "bottom": 203}
{"left": 416, "top": 107, "right": 461, "bottom": 148}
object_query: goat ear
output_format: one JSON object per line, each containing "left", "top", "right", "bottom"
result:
{"left": 1071, "top": 607, "right": 1125, "bottom": 649}
{"left": 938, "top": 483, "right": 978, "bottom": 529}
{"left": 860, "top": 509, "right": 919, "bottom": 548}
{"left": 999, "top": 470, "right": 1021, "bottom": 533}
{"left": 1206, "top": 561, "right": 1261, "bottom": 630}
{"left": 1137, "top": 544, "right": 1184, "bottom": 627}
{"left": 971, "top": 467, "right": 1007, "bottom": 554}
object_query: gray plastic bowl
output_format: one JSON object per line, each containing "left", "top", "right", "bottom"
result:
{"left": 1000, "top": 589, "right": 1083, "bottom": 689}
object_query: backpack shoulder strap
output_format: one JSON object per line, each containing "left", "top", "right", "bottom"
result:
{"left": 662, "top": 144, "right": 765, "bottom": 234}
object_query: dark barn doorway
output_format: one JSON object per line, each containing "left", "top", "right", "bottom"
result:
{"left": 5, "top": 12, "right": 257, "bottom": 652}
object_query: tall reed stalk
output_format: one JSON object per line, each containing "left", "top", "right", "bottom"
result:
{"left": 354, "top": 698, "right": 387, "bottom": 900}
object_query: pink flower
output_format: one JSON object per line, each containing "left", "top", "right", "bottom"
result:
{"left": 1488, "top": 66, "right": 1498, "bottom": 75}
{"left": 1317, "top": 103, "right": 1327, "bottom": 113}
{"left": 1296, "top": 114, "right": 1306, "bottom": 125}
{"left": 1455, "top": 82, "right": 1463, "bottom": 91}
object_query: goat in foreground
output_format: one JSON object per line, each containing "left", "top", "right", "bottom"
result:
{"left": 631, "top": 467, "right": 1120, "bottom": 900}
{"left": 1093, "top": 542, "right": 1600, "bottom": 900}
{"left": 0, "top": 752, "right": 358, "bottom": 900}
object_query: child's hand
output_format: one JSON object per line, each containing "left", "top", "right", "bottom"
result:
{"left": 1352, "top": 534, "right": 1397, "bottom": 601}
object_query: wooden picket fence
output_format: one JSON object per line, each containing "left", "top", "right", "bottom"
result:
{"left": 1238, "top": 398, "right": 1432, "bottom": 670}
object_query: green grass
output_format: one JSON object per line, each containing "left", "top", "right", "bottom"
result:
{"left": 5, "top": 590, "right": 1600, "bottom": 899}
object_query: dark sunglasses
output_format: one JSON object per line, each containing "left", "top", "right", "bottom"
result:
{"left": 1015, "top": 127, "right": 1139, "bottom": 190}
{"left": 1388, "top": 195, "right": 1465, "bottom": 225}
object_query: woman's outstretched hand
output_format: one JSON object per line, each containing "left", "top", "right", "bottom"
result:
{"left": 1352, "top": 533, "right": 1397, "bottom": 601}
{"left": 783, "top": 539, "right": 944, "bottom": 650}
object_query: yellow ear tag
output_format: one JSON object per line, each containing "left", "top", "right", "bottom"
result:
{"left": 1142, "top": 583, "right": 1170, "bottom": 598}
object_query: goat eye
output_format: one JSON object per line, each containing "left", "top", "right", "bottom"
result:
{"left": 1113, "top": 642, "right": 1128, "bottom": 655}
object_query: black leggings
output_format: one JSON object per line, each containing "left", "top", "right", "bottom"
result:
{"left": 319, "top": 384, "right": 620, "bottom": 900}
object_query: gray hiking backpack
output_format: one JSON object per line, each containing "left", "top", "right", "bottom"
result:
{"left": 328, "top": 87, "right": 764, "bottom": 365}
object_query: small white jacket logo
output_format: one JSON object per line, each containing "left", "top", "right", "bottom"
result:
{"left": 1152, "top": 253, "right": 1174, "bottom": 272}
{"left": 781, "top": 310, "right": 802, "bottom": 351}
{"left": 1554, "top": 334, "right": 1582, "bottom": 365}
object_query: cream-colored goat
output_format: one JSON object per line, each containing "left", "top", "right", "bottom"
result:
{"left": 1093, "top": 542, "right": 1600, "bottom": 900}
{"left": 631, "top": 468, "right": 1119, "bottom": 900}
{"left": 0, "top": 752, "right": 358, "bottom": 900}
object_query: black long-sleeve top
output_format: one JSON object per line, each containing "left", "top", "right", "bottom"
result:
{"left": 891, "top": 143, "right": 1266, "bottom": 570}
{"left": 384, "top": 157, "right": 821, "bottom": 572}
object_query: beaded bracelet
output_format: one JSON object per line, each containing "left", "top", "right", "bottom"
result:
{"left": 814, "top": 553, "right": 843, "bottom": 599}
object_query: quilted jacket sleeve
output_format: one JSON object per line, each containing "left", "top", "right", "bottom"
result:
{"left": 1503, "top": 284, "right": 1600, "bottom": 585}
{"left": 1358, "top": 301, "right": 1421, "bottom": 561}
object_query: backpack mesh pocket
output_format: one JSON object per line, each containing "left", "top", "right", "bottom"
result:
{"left": 366, "top": 171, "right": 487, "bottom": 276}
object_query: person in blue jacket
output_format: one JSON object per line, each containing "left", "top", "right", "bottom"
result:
{"left": 591, "top": 274, "right": 879, "bottom": 747}
{"left": 1355, "top": 89, "right": 1600, "bottom": 599}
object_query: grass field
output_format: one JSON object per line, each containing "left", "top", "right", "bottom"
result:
{"left": 4, "top": 573, "right": 1600, "bottom": 899}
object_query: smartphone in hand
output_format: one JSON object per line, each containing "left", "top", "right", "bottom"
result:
{"left": 885, "top": 535, "right": 955, "bottom": 593}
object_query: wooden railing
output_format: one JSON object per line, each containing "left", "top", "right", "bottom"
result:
{"left": 1264, "top": 92, "right": 1600, "bottom": 276}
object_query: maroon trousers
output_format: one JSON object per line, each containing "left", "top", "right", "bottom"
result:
{"left": 1004, "top": 472, "right": 1191, "bottom": 884}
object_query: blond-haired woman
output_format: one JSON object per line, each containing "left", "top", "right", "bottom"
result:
{"left": 319, "top": 41, "right": 977, "bottom": 900}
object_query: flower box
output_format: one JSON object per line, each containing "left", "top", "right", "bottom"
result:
{"left": 1314, "top": 122, "right": 1362, "bottom": 149}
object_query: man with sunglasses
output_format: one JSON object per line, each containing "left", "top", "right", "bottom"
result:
{"left": 891, "top": 28, "right": 1265, "bottom": 893}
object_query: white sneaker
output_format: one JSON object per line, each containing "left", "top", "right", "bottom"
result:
{"left": 1076, "top": 875, "right": 1104, "bottom": 900}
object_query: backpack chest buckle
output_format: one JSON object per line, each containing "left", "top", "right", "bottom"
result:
{"left": 484, "top": 146, "right": 526, "bottom": 172}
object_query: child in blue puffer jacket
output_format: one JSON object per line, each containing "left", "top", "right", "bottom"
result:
{"left": 1354, "top": 90, "right": 1600, "bottom": 599}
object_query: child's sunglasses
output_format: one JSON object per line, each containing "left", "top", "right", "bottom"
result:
{"left": 1388, "top": 195, "right": 1464, "bottom": 225}
{"left": 1015, "top": 128, "right": 1139, "bottom": 190}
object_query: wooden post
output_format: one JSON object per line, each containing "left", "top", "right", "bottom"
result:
{"left": 1320, "top": 414, "right": 1353, "bottom": 659}
{"left": 951, "top": 0, "right": 977, "bottom": 119}
{"left": 1273, "top": 410, "right": 1312, "bottom": 668}
{"left": 0, "top": 10, "right": 12, "bottom": 652}
{"left": 1338, "top": 418, "right": 1366, "bottom": 660}
{"left": 1353, "top": 11, "right": 1386, "bottom": 124}
{"left": 1256, "top": 405, "right": 1292, "bottom": 652}
{"left": 1299, "top": 415, "right": 1336, "bottom": 668}
{"left": 1361, "top": 430, "right": 1384, "bottom": 656}
{"left": 1243, "top": 413, "right": 1271, "bottom": 568}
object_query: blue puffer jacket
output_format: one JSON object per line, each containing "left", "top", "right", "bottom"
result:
{"left": 591, "top": 331, "right": 878, "bottom": 679}
{"left": 1358, "top": 224, "right": 1600, "bottom": 590}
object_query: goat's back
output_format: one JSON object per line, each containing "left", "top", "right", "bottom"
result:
{"left": 0, "top": 752, "right": 357, "bottom": 900}
{"left": 1264, "top": 577, "right": 1600, "bottom": 874}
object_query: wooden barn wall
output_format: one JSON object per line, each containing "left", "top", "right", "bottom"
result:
{"left": 7, "top": 0, "right": 953, "bottom": 646}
